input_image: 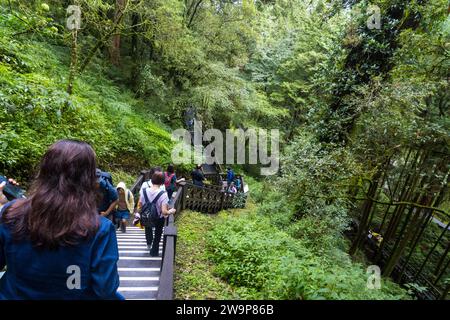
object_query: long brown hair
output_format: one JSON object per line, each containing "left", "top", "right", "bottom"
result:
{"left": 2, "top": 140, "right": 100, "bottom": 249}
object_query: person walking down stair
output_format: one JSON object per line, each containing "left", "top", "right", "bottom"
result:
{"left": 96, "top": 169, "right": 118, "bottom": 222}
{"left": 138, "top": 172, "right": 176, "bottom": 257}
{"left": 235, "top": 175, "right": 242, "bottom": 192}
{"left": 227, "top": 181, "right": 237, "bottom": 194}
{"left": 139, "top": 167, "right": 165, "bottom": 195}
{"left": 115, "top": 182, "right": 134, "bottom": 233}
{"left": 0, "top": 140, "right": 123, "bottom": 300}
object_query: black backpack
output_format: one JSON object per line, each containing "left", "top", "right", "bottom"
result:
{"left": 140, "top": 189, "right": 164, "bottom": 227}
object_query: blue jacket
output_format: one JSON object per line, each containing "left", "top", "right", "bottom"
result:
{"left": 98, "top": 178, "right": 119, "bottom": 213}
{"left": 0, "top": 204, "right": 123, "bottom": 300}
{"left": 227, "top": 170, "right": 235, "bottom": 183}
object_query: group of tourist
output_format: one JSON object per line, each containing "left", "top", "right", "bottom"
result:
{"left": 0, "top": 139, "right": 245, "bottom": 299}
{"left": 0, "top": 139, "right": 177, "bottom": 299}
{"left": 190, "top": 164, "right": 243, "bottom": 194}
{"left": 96, "top": 164, "right": 178, "bottom": 235}
{"left": 225, "top": 167, "right": 242, "bottom": 194}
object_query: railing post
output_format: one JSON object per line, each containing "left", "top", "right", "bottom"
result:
{"left": 220, "top": 191, "right": 225, "bottom": 211}
{"left": 158, "top": 214, "right": 177, "bottom": 300}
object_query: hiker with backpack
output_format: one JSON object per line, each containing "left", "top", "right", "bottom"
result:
{"left": 136, "top": 172, "right": 176, "bottom": 257}
{"left": 115, "top": 182, "right": 134, "bottom": 233}
{"left": 139, "top": 167, "right": 165, "bottom": 195}
{"left": 164, "top": 164, "right": 177, "bottom": 200}
{"left": 96, "top": 169, "right": 118, "bottom": 222}
{"left": 135, "top": 167, "right": 165, "bottom": 229}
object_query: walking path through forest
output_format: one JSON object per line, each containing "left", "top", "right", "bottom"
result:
{"left": 115, "top": 163, "right": 246, "bottom": 299}
{"left": 116, "top": 226, "right": 163, "bottom": 300}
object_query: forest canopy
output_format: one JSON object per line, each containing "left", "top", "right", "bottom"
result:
{"left": 0, "top": 0, "right": 449, "bottom": 300}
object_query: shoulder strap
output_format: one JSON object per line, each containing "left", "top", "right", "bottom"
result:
{"left": 142, "top": 188, "right": 150, "bottom": 204}
{"left": 152, "top": 190, "right": 165, "bottom": 204}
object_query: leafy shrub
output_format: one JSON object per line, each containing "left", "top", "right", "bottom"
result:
{"left": 244, "top": 176, "right": 266, "bottom": 203}
{"left": 174, "top": 211, "right": 245, "bottom": 299}
{"left": 207, "top": 212, "right": 409, "bottom": 300}
{"left": 257, "top": 189, "right": 296, "bottom": 229}
{"left": 286, "top": 215, "right": 346, "bottom": 254}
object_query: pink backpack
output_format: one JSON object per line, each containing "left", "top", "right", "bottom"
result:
{"left": 164, "top": 172, "right": 175, "bottom": 189}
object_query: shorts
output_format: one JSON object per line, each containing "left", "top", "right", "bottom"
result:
{"left": 114, "top": 209, "right": 130, "bottom": 220}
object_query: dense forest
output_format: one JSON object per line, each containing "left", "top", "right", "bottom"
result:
{"left": 0, "top": 0, "right": 448, "bottom": 299}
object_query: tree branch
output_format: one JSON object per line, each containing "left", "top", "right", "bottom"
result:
{"left": 187, "top": 0, "right": 203, "bottom": 28}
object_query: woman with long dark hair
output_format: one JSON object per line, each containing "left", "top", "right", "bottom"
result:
{"left": 0, "top": 140, "right": 123, "bottom": 300}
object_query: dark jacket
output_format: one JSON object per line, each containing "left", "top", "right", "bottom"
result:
{"left": 191, "top": 169, "right": 205, "bottom": 187}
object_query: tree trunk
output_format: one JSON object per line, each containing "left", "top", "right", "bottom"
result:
{"left": 110, "top": 0, "right": 127, "bottom": 66}
{"left": 79, "top": 2, "right": 127, "bottom": 74}
{"left": 374, "top": 149, "right": 424, "bottom": 263}
{"left": 379, "top": 148, "right": 412, "bottom": 233}
{"left": 67, "top": 29, "right": 78, "bottom": 95}
{"left": 382, "top": 150, "right": 433, "bottom": 277}
{"left": 349, "top": 166, "right": 384, "bottom": 256}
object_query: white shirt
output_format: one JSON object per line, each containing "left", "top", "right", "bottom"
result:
{"left": 139, "top": 180, "right": 165, "bottom": 198}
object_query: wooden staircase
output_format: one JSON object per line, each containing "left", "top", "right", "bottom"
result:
{"left": 119, "top": 165, "right": 248, "bottom": 300}
{"left": 116, "top": 226, "right": 163, "bottom": 300}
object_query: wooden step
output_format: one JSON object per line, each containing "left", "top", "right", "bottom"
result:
{"left": 116, "top": 226, "right": 164, "bottom": 300}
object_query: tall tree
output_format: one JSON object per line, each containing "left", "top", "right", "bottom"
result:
{"left": 110, "top": 0, "right": 127, "bottom": 66}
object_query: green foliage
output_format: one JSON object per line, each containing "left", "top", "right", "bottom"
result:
{"left": 174, "top": 211, "right": 245, "bottom": 299}
{"left": 110, "top": 169, "right": 136, "bottom": 189}
{"left": 243, "top": 176, "right": 265, "bottom": 203}
{"left": 1, "top": 0, "right": 448, "bottom": 300}
{"left": 0, "top": 9, "right": 174, "bottom": 181}
{"left": 207, "top": 211, "right": 409, "bottom": 300}
{"left": 247, "top": 1, "right": 347, "bottom": 136}
{"left": 252, "top": 130, "right": 354, "bottom": 249}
